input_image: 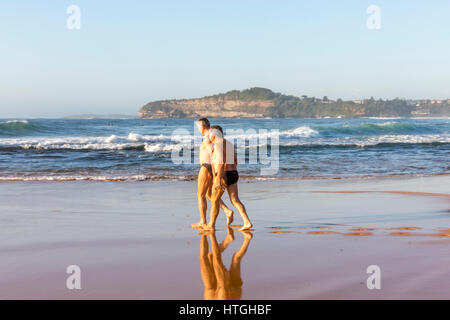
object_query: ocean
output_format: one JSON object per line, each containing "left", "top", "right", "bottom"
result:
{"left": 0, "top": 117, "right": 449, "bottom": 181}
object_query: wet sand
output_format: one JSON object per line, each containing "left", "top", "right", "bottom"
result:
{"left": 0, "top": 175, "right": 449, "bottom": 299}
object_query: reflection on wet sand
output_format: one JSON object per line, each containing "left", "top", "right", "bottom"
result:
{"left": 389, "top": 231, "right": 415, "bottom": 236}
{"left": 313, "top": 190, "right": 450, "bottom": 200}
{"left": 265, "top": 223, "right": 450, "bottom": 240}
{"left": 269, "top": 230, "right": 301, "bottom": 234}
{"left": 198, "top": 228, "right": 252, "bottom": 300}
{"left": 343, "top": 232, "right": 373, "bottom": 236}
{"left": 308, "top": 230, "right": 340, "bottom": 235}
{"left": 351, "top": 228, "right": 376, "bottom": 231}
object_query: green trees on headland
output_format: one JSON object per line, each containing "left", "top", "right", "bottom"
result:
{"left": 139, "top": 88, "right": 450, "bottom": 118}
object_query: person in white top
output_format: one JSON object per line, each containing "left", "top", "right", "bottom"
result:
{"left": 191, "top": 118, "right": 233, "bottom": 230}
{"left": 204, "top": 125, "right": 253, "bottom": 231}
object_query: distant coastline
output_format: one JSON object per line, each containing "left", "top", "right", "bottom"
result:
{"left": 139, "top": 88, "right": 450, "bottom": 119}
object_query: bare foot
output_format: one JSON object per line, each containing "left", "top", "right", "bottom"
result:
{"left": 239, "top": 229, "right": 254, "bottom": 239}
{"left": 199, "top": 229, "right": 214, "bottom": 236}
{"left": 202, "top": 224, "right": 216, "bottom": 231}
{"left": 191, "top": 222, "right": 207, "bottom": 229}
{"left": 225, "top": 227, "right": 235, "bottom": 241}
{"left": 226, "top": 210, "right": 234, "bottom": 226}
{"left": 219, "top": 227, "right": 235, "bottom": 252}
{"left": 238, "top": 222, "right": 253, "bottom": 231}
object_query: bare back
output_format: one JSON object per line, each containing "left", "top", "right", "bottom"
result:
{"left": 212, "top": 138, "right": 237, "bottom": 172}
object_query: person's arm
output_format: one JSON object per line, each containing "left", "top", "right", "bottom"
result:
{"left": 214, "top": 164, "right": 224, "bottom": 190}
{"left": 210, "top": 142, "right": 217, "bottom": 181}
{"left": 213, "top": 140, "right": 225, "bottom": 190}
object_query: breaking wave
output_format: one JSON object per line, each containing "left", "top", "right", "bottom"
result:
{"left": 0, "top": 126, "right": 449, "bottom": 152}
{"left": 0, "top": 120, "right": 41, "bottom": 136}
{"left": 317, "top": 121, "right": 439, "bottom": 136}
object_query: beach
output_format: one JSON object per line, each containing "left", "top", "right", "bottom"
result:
{"left": 2, "top": 0, "right": 450, "bottom": 306}
{"left": 0, "top": 175, "right": 449, "bottom": 299}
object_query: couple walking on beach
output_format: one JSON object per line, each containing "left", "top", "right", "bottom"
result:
{"left": 192, "top": 118, "right": 253, "bottom": 231}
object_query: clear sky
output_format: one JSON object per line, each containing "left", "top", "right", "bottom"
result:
{"left": 1, "top": 0, "right": 449, "bottom": 118}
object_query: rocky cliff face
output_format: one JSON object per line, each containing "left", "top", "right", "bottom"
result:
{"left": 139, "top": 91, "right": 275, "bottom": 118}
{"left": 139, "top": 88, "right": 450, "bottom": 118}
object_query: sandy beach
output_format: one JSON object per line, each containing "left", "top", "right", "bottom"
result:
{"left": 0, "top": 175, "right": 449, "bottom": 299}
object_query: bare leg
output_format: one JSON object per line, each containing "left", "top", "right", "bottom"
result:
{"left": 199, "top": 233, "right": 217, "bottom": 300}
{"left": 225, "top": 205, "right": 234, "bottom": 226}
{"left": 204, "top": 186, "right": 225, "bottom": 230}
{"left": 207, "top": 188, "right": 234, "bottom": 226}
{"left": 219, "top": 227, "right": 235, "bottom": 252}
{"left": 228, "top": 230, "right": 253, "bottom": 299}
{"left": 207, "top": 231, "right": 230, "bottom": 300}
{"left": 233, "top": 230, "right": 253, "bottom": 261}
{"left": 192, "top": 167, "right": 211, "bottom": 229}
{"left": 227, "top": 183, "right": 253, "bottom": 231}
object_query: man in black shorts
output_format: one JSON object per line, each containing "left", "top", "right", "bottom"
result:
{"left": 204, "top": 126, "right": 253, "bottom": 231}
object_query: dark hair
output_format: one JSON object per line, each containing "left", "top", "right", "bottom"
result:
{"left": 197, "top": 117, "right": 210, "bottom": 129}
{"left": 210, "top": 125, "right": 223, "bottom": 134}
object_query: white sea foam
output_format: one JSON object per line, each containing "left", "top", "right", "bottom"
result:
{"left": 0, "top": 134, "right": 183, "bottom": 152}
{"left": 5, "top": 120, "right": 29, "bottom": 124}
{"left": 127, "top": 132, "right": 142, "bottom": 142}
{"left": 279, "top": 134, "right": 450, "bottom": 147}
{"left": 0, "top": 126, "right": 448, "bottom": 152}
{"left": 0, "top": 174, "right": 193, "bottom": 182}
{"left": 144, "top": 143, "right": 180, "bottom": 152}
{"left": 105, "top": 135, "right": 118, "bottom": 143}
{"left": 225, "top": 126, "right": 319, "bottom": 141}
{"left": 0, "top": 127, "right": 316, "bottom": 151}
{"left": 284, "top": 126, "right": 320, "bottom": 137}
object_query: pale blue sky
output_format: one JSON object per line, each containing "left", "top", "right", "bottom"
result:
{"left": 0, "top": 0, "right": 449, "bottom": 118}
